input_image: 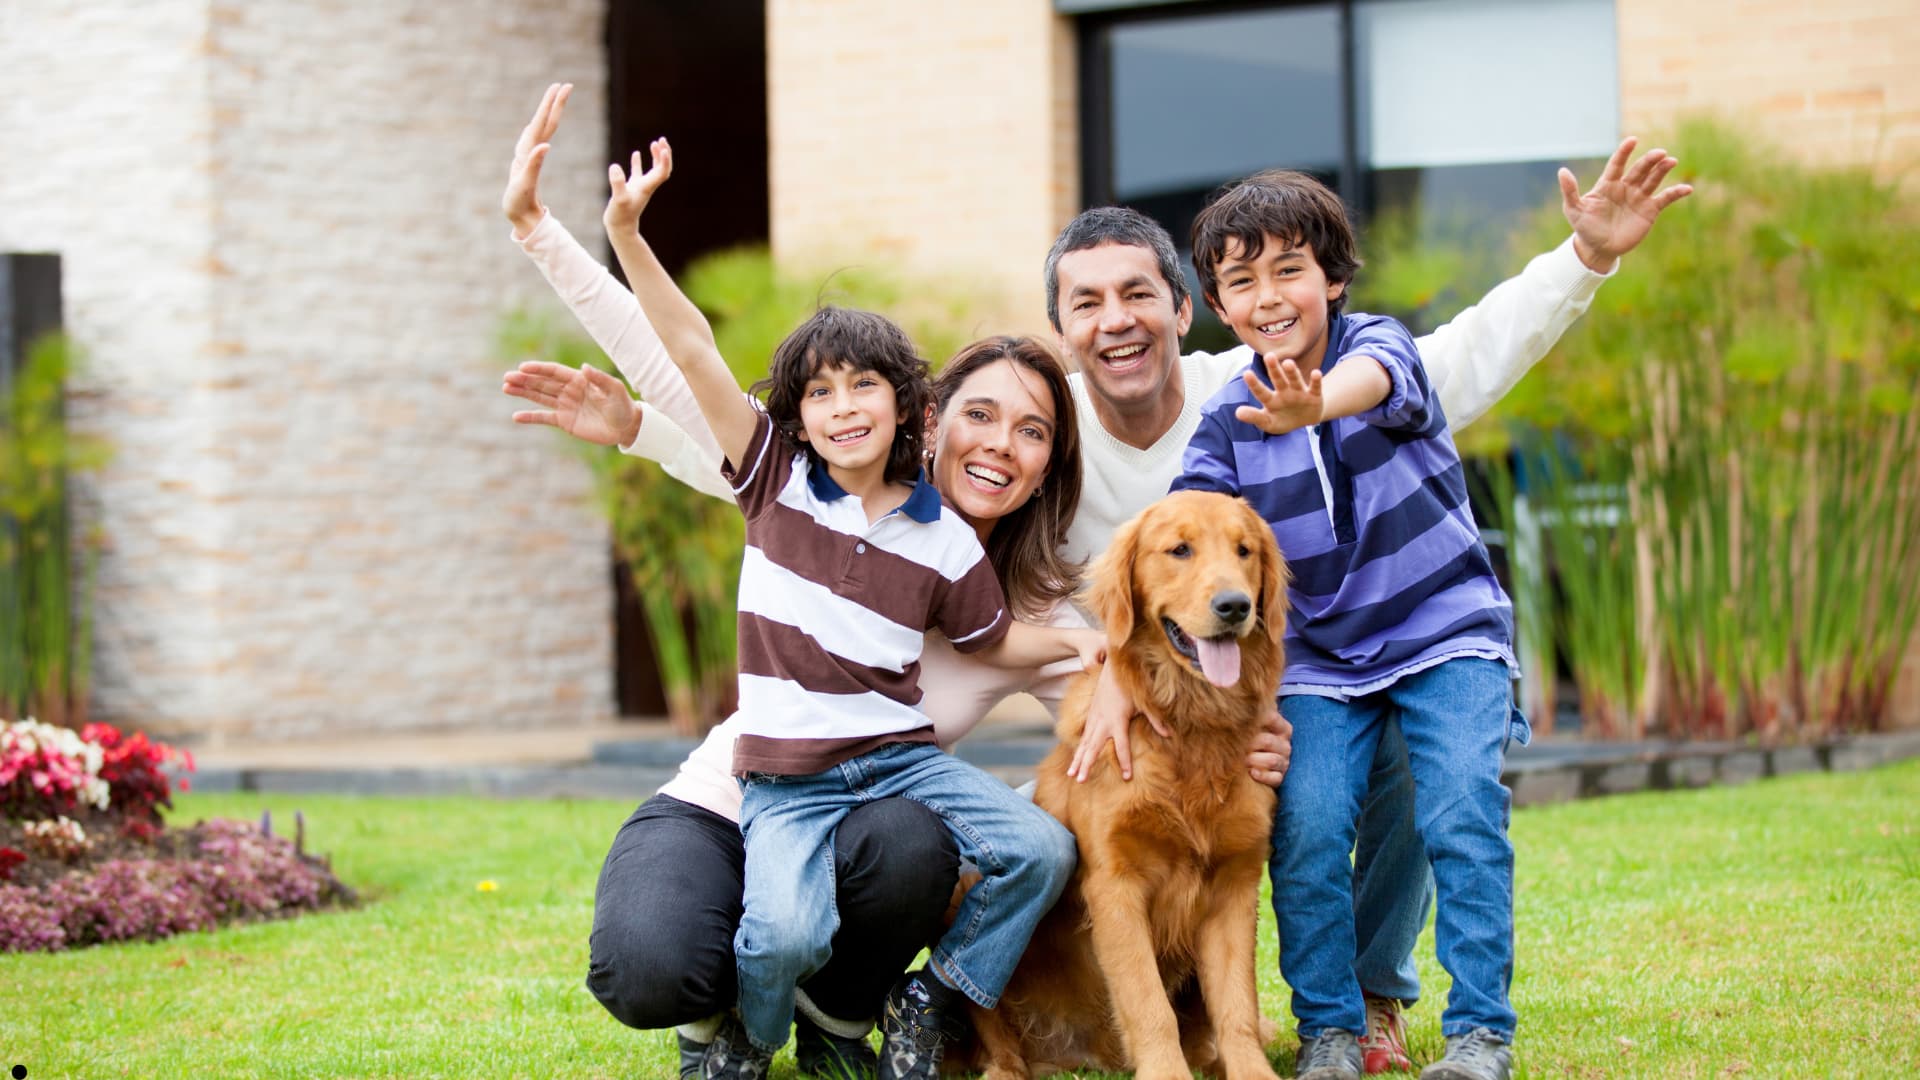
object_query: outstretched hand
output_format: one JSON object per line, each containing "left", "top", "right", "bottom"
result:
{"left": 504, "top": 360, "right": 642, "bottom": 447}
{"left": 1234, "top": 351, "right": 1325, "bottom": 435}
{"left": 604, "top": 138, "right": 674, "bottom": 234}
{"left": 504, "top": 82, "right": 572, "bottom": 239}
{"left": 1562, "top": 136, "right": 1694, "bottom": 272}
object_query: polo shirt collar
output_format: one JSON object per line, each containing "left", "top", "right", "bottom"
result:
{"left": 897, "top": 470, "right": 943, "bottom": 523}
{"left": 805, "top": 463, "right": 944, "bottom": 524}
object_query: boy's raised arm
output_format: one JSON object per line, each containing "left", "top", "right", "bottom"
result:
{"left": 601, "top": 138, "right": 759, "bottom": 468}
{"left": 1418, "top": 136, "right": 1691, "bottom": 430}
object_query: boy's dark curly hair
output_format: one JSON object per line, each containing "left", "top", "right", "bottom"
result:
{"left": 1191, "top": 170, "right": 1362, "bottom": 316}
{"left": 752, "top": 306, "right": 931, "bottom": 487}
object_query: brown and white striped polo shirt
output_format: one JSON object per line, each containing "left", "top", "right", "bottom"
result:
{"left": 723, "top": 410, "right": 1011, "bottom": 776}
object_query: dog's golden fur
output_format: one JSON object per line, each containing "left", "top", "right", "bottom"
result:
{"left": 964, "top": 490, "right": 1288, "bottom": 1080}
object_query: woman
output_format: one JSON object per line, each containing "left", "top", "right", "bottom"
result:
{"left": 500, "top": 85, "right": 1119, "bottom": 1078}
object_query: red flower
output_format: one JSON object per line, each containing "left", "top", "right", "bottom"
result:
{"left": 0, "top": 847, "right": 26, "bottom": 882}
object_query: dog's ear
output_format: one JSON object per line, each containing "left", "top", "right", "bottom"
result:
{"left": 1086, "top": 513, "right": 1141, "bottom": 649}
{"left": 1250, "top": 503, "right": 1289, "bottom": 647}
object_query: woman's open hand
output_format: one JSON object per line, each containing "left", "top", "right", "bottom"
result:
{"left": 504, "top": 83, "right": 571, "bottom": 239}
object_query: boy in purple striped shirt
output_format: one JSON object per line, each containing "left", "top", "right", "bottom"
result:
{"left": 1171, "top": 172, "right": 1525, "bottom": 1080}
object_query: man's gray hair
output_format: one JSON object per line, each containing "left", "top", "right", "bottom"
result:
{"left": 1042, "top": 206, "right": 1191, "bottom": 332}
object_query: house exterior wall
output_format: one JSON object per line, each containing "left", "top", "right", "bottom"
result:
{"left": 759, "top": 0, "right": 1920, "bottom": 726}
{"left": 7, "top": 0, "right": 1914, "bottom": 740}
{"left": 1, "top": 1, "right": 617, "bottom": 739}
{"left": 1616, "top": 0, "right": 1920, "bottom": 177}
{"left": 3, "top": 1, "right": 223, "bottom": 730}
{"left": 766, "top": 0, "right": 1079, "bottom": 336}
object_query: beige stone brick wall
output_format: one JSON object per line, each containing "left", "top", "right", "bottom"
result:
{"left": 767, "top": 0, "right": 1077, "bottom": 337}
{"left": 1617, "top": 0, "right": 1920, "bottom": 173}
{"left": 2, "top": 1, "right": 222, "bottom": 727}
{"left": 1, "top": 2, "right": 616, "bottom": 739}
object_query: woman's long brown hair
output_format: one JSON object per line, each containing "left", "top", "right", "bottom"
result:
{"left": 932, "top": 336, "right": 1083, "bottom": 619}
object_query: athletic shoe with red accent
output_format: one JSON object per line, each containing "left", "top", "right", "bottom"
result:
{"left": 1360, "top": 994, "right": 1414, "bottom": 1074}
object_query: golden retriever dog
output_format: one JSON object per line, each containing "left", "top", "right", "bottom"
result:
{"left": 964, "top": 490, "right": 1288, "bottom": 1080}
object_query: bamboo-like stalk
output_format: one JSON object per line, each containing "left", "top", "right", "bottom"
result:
{"left": 2, "top": 333, "right": 106, "bottom": 727}
{"left": 1529, "top": 440, "right": 1641, "bottom": 738}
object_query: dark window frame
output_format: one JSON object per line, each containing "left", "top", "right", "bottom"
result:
{"left": 1076, "top": 0, "right": 1366, "bottom": 217}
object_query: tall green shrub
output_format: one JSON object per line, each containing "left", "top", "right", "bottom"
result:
{"left": 502, "top": 249, "right": 992, "bottom": 734}
{"left": 1, "top": 333, "right": 109, "bottom": 726}
{"left": 1366, "top": 120, "right": 1920, "bottom": 741}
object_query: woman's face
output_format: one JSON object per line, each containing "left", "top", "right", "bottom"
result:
{"left": 933, "top": 358, "right": 1058, "bottom": 536}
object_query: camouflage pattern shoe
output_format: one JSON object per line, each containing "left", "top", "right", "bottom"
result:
{"left": 677, "top": 1033, "right": 708, "bottom": 1080}
{"left": 876, "top": 972, "right": 966, "bottom": 1080}
{"left": 1418, "top": 1028, "right": 1512, "bottom": 1080}
{"left": 701, "top": 1014, "right": 774, "bottom": 1080}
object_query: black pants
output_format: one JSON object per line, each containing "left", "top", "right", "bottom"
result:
{"left": 585, "top": 793, "right": 960, "bottom": 1029}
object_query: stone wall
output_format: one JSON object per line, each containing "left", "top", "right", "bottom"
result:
{"left": 0, "top": 2, "right": 616, "bottom": 739}
{"left": 766, "top": 0, "right": 1078, "bottom": 336}
{"left": 1616, "top": 0, "right": 1920, "bottom": 175}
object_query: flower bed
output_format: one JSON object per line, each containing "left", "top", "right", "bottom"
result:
{"left": 0, "top": 719, "right": 354, "bottom": 953}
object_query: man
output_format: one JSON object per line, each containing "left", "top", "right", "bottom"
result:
{"left": 1046, "top": 138, "right": 1687, "bottom": 1074}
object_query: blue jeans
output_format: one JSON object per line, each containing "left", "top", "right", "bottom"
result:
{"left": 1272, "top": 658, "right": 1521, "bottom": 1041}
{"left": 735, "top": 741, "right": 1076, "bottom": 1051}
{"left": 1351, "top": 717, "right": 1433, "bottom": 1005}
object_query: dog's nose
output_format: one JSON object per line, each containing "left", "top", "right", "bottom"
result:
{"left": 1211, "top": 591, "right": 1251, "bottom": 625}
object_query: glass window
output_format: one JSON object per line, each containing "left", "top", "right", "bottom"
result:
{"left": 1355, "top": 0, "right": 1619, "bottom": 169}
{"left": 1096, "top": 5, "right": 1346, "bottom": 349}
{"left": 1355, "top": 0, "right": 1616, "bottom": 265}
{"left": 1080, "top": 0, "right": 1618, "bottom": 340}
{"left": 1109, "top": 6, "right": 1344, "bottom": 205}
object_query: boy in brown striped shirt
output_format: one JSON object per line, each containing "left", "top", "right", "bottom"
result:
{"left": 602, "top": 138, "right": 1104, "bottom": 1080}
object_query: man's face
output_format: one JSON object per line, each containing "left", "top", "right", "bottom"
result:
{"left": 1053, "top": 242, "right": 1193, "bottom": 416}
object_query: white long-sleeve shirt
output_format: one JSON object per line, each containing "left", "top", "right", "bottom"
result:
{"left": 511, "top": 212, "right": 1610, "bottom": 820}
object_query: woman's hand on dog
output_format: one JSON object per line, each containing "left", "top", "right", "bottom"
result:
{"left": 1246, "top": 707, "right": 1292, "bottom": 788}
{"left": 1068, "top": 660, "right": 1171, "bottom": 783}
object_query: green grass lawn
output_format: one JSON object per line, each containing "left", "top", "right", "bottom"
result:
{"left": 4, "top": 761, "right": 1918, "bottom": 1079}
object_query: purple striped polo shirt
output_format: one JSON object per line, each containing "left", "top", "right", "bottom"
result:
{"left": 723, "top": 410, "right": 1011, "bottom": 775}
{"left": 1172, "top": 312, "right": 1515, "bottom": 699}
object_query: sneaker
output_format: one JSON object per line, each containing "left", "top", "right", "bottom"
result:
{"left": 1417, "top": 1028, "right": 1512, "bottom": 1080}
{"left": 701, "top": 1014, "right": 774, "bottom": 1080}
{"left": 677, "top": 1033, "right": 708, "bottom": 1080}
{"left": 1296, "top": 1029, "right": 1363, "bottom": 1080}
{"left": 876, "top": 971, "right": 966, "bottom": 1080}
{"left": 795, "top": 1013, "right": 877, "bottom": 1079}
{"left": 1360, "top": 995, "right": 1414, "bottom": 1074}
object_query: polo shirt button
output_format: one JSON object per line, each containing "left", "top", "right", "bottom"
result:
{"left": 855, "top": 543, "right": 866, "bottom": 554}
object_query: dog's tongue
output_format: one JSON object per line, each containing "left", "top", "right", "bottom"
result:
{"left": 1194, "top": 635, "right": 1242, "bottom": 687}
